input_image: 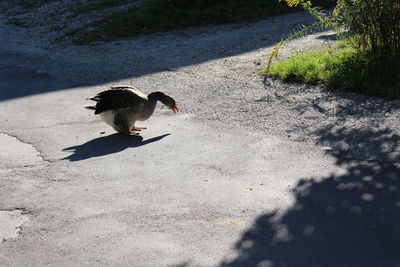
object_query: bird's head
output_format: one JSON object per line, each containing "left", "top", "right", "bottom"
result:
{"left": 154, "top": 92, "right": 179, "bottom": 113}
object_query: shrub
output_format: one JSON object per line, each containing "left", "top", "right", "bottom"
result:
{"left": 337, "top": 0, "right": 400, "bottom": 58}
{"left": 272, "top": 0, "right": 400, "bottom": 60}
{"left": 264, "top": 0, "right": 400, "bottom": 98}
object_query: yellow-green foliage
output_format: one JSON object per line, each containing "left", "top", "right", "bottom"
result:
{"left": 279, "top": 0, "right": 299, "bottom": 7}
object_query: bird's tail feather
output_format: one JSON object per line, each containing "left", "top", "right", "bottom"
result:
{"left": 85, "top": 106, "right": 96, "bottom": 110}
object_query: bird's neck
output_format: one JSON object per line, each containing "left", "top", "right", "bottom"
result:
{"left": 145, "top": 92, "right": 164, "bottom": 116}
{"left": 147, "top": 92, "right": 165, "bottom": 106}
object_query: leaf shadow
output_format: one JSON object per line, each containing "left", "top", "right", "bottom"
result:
{"left": 222, "top": 90, "right": 400, "bottom": 266}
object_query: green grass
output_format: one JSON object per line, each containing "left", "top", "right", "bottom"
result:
{"left": 260, "top": 42, "right": 400, "bottom": 99}
{"left": 75, "top": 0, "right": 335, "bottom": 43}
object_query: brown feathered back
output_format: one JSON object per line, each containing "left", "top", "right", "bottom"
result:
{"left": 90, "top": 87, "right": 147, "bottom": 115}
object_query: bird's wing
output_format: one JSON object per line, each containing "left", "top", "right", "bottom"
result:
{"left": 91, "top": 87, "right": 147, "bottom": 115}
{"left": 110, "top": 86, "right": 148, "bottom": 99}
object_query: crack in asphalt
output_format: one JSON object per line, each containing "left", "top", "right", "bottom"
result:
{"left": 0, "top": 131, "right": 51, "bottom": 164}
{"left": 0, "top": 119, "right": 101, "bottom": 165}
{"left": 0, "top": 208, "right": 31, "bottom": 243}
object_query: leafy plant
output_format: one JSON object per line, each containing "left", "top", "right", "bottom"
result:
{"left": 336, "top": 0, "right": 400, "bottom": 58}
{"left": 267, "top": 0, "right": 400, "bottom": 69}
{"left": 263, "top": 0, "right": 400, "bottom": 98}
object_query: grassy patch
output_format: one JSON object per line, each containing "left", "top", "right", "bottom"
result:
{"left": 75, "top": 0, "right": 335, "bottom": 43}
{"left": 260, "top": 42, "right": 400, "bottom": 99}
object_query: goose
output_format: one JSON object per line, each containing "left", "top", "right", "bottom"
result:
{"left": 87, "top": 86, "right": 179, "bottom": 135}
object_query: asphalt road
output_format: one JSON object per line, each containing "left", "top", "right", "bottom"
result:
{"left": 0, "top": 62, "right": 348, "bottom": 266}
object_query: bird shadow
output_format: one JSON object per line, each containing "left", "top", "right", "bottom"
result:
{"left": 62, "top": 133, "right": 170, "bottom": 161}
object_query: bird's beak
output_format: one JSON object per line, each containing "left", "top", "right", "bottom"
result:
{"left": 172, "top": 105, "right": 180, "bottom": 113}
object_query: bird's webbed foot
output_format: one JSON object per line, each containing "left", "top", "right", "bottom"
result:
{"left": 123, "top": 126, "right": 146, "bottom": 135}
{"left": 132, "top": 126, "right": 147, "bottom": 131}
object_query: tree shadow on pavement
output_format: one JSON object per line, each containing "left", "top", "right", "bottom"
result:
{"left": 62, "top": 133, "right": 170, "bottom": 161}
{"left": 1, "top": 12, "right": 319, "bottom": 101}
{"left": 0, "top": 65, "right": 80, "bottom": 101}
{"left": 221, "top": 96, "right": 400, "bottom": 267}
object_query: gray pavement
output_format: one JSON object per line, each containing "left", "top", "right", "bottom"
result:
{"left": 0, "top": 64, "right": 346, "bottom": 266}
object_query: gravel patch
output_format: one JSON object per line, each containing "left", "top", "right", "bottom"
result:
{"left": 1, "top": 0, "right": 145, "bottom": 43}
{"left": 1, "top": 1, "right": 399, "bottom": 163}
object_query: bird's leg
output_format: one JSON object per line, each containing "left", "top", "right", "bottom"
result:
{"left": 123, "top": 126, "right": 133, "bottom": 135}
